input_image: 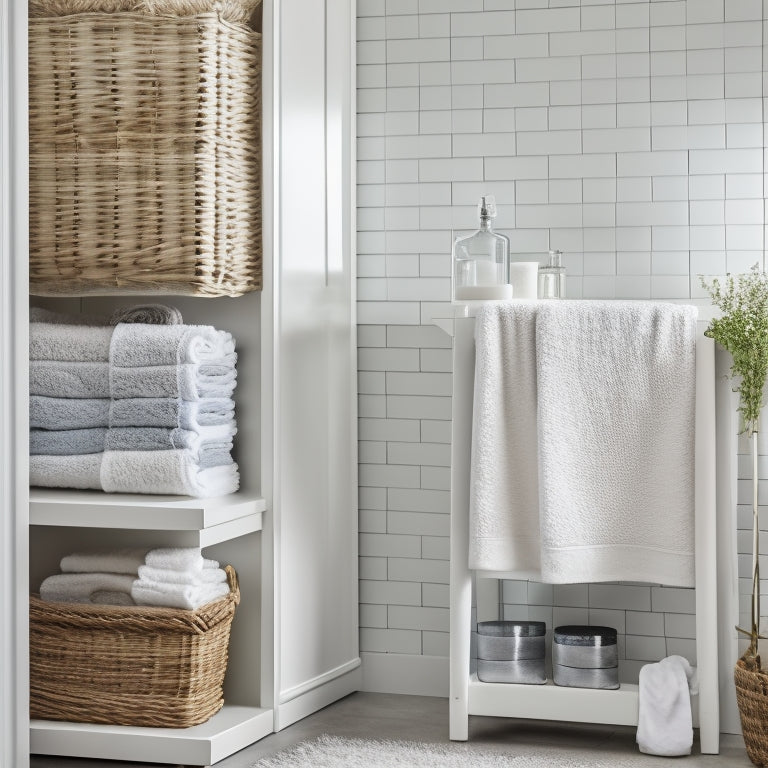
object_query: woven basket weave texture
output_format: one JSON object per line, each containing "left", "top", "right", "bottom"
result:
{"left": 735, "top": 654, "right": 768, "bottom": 767}
{"left": 29, "top": 2, "right": 262, "bottom": 296}
{"left": 29, "top": 565, "right": 240, "bottom": 727}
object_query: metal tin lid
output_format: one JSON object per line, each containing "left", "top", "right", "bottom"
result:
{"left": 477, "top": 620, "right": 546, "bottom": 638}
{"left": 553, "top": 625, "right": 617, "bottom": 646}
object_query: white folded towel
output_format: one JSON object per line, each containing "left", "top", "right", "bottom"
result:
{"left": 469, "top": 302, "right": 541, "bottom": 575}
{"left": 131, "top": 579, "right": 230, "bottom": 610}
{"left": 39, "top": 573, "right": 137, "bottom": 605}
{"left": 536, "top": 301, "right": 696, "bottom": 586}
{"left": 144, "top": 547, "right": 219, "bottom": 573}
{"left": 29, "top": 453, "right": 103, "bottom": 490}
{"left": 137, "top": 564, "right": 226, "bottom": 585}
{"left": 60, "top": 548, "right": 150, "bottom": 575}
{"left": 100, "top": 449, "right": 240, "bottom": 498}
{"left": 637, "top": 655, "right": 698, "bottom": 756}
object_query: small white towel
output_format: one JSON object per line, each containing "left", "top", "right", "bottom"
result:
{"left": 60, "top": 548, "right": 150, "bottom": 576}
{"left": 637, "top": 655, "right": 698, "bottom": 756}
{"left": 39, "top": 573, "right": 137, "bottom": 605}
{"left": 137, "top": 564, "right": 226, "bottom": 585}
{"left": 469, "top": 302, "right": 541, "bottom": 575}
{"left": 144, "top": 547, "right": 219, "bottom": 573}
{"left": 29, "top": 453, "right": 103, "bottom": 490}
{"left": 131, "top": 579, "right": 230, "bottom": 610}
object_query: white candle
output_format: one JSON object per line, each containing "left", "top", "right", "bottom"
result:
{"left": 508, "top": 261, "right": 539, "bottom": 300}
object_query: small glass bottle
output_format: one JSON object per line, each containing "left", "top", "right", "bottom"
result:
{"left": 538, "top": 249, "right": 566, "bottom": 299}
{"left": 453, "top": 195, "right": 512, "bottom": 301}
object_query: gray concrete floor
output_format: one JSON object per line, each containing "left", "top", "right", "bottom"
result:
{"left": 30, "top": 692, "right": 753, "bottom": 768}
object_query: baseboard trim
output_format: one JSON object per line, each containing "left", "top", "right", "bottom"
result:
{"left": 274, "top": 665, "right": 361, "bottom": 732}
{"left": 361, "top": 652, "right": 448, "bottom": 698}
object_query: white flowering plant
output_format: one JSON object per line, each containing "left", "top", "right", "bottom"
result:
{"left": 701, "top": 265, "right": 768, "bottom": 657}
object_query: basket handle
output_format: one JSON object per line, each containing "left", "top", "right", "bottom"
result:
{"left": 225, "top": 564, "right": 240, "bottom": 606}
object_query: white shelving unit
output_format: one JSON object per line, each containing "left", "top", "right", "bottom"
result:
{"left": 443, "top": 309, "right": 720, "bottom": 754}
{"left": 22, "top": 1, "right": 359, "bottom": 765}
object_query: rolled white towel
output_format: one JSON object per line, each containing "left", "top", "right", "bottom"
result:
{"left": 144, "top": 547, "right": 219, "bottom": 573}
{"left": 40, "top": 573, "right": 137, "bottom": 605}
{"left": 60, "top": 548, "right": 150, "bottom": 576}
{"left": 131, "top": 579, "right": 230, "bottom": 610}
{"left": 137, "top": 564, "right": 227, "bottom": 585}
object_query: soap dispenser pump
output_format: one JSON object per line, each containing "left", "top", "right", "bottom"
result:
{"left": 452, "top": 195, "right": 512, "bottom": 301}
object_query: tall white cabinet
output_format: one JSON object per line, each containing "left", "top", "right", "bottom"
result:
{"left": 1, "top": 1, "right": 358, "bottom": 766}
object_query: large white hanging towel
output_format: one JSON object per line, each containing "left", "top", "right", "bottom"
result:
{"left": 469, "top": 300, "right": 696, "bottom": 587}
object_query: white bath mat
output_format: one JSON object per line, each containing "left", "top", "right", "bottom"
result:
{"left": 252, "top": 734, "right": 699, "bottom": 767}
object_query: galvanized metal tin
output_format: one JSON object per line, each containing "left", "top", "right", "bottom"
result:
{"left": 552, "top": 625, "right": 619, "bottom": 690}
{"left": 476, "top": 621, "right": 546, "bottom": 684}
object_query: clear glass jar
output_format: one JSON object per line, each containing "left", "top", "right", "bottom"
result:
{"left": 538, "top": 249, "right": 566, "bottom": 299}
{"left": 453, "top": 196, "right": 512, "bottom": 301}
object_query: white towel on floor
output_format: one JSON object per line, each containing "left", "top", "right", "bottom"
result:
{"left": 39, "top": 572, "right": 137, "bottom": 605}
{"left": 131, "top": 579, "right": 230, "bottom": 610}
{"left": 137, "top": 564, "right": 226, "bottom": 585}
{"left": 536, "top": 301, "right": 696, "bottom": 585}
{"left": 637, "top": 655, "right": 698, "bottom": 756}
{"left": 469, "top": 302, "right": 541, "bottom": 575}
{"left": 60, "top": 548, "right": 149, "bottom": 575}
{"left": 144, "top": 547, "right": 219, "bottom": 573}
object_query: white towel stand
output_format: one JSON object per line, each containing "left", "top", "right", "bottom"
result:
{"left": 442, "top": 310, "right": 719, "bottom": 754}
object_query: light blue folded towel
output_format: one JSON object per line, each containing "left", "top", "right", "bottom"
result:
{"left": 109, "top": 398, "right": 235, "bottom": 430}
{"left": 30, "top": 427, "right": 107, "bottom": 455}
{"left": 30, "top": 396, "right": 110, "bottom": 430}
{"left": 110, "top": 323, "right": 235, "bottom": 367}
{"left": 30, "top": 360, "right": 110, "bottom": 399}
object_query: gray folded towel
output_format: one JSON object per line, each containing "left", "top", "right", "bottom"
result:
{"left": 110, "top": 323, "right": 235, "bottom": 367}
{"left": 109, "top": 398, "right": 235, "bottom": 430}
{"left": 29, "top": 453, "right": 103, "bottom": 490}
{"left": 30, "top": 360, "right": 110, "bottom": 399}
{"left": 60, "top": 548, "right": 150, "bottom": 575}
{"left": 30, "top": 322, "right": 113, "bottom": 362}
{"left": 30, "top": 427, "right": 107, "bottom": 455}
{"left": 30, "top": 396, "right": 110, "bottom": 430}
{"left": 109, "top": 304, "right": 183, "bottom": 326}
{"left": 110, "top": 359, "right": 237, "bottom": 401}
{"left": 104, "top": 426, "right": 234, "bottom": 467}
{"left": 29, "top": 306, "right": 110, "bottom": 325}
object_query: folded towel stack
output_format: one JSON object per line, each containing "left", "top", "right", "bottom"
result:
{"left": 131, "top": 547, "right": 230, "bottom": 610}
{"left": 39, "top": 547, "right": 231, "bottom": 610}
{"left": 29, "top": 306, "right": 240, "bottom": 497}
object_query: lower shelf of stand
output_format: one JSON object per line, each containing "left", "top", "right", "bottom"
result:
{"left": 30, "top": 704, "right": 274, "bottom": 766}
{"left": 468, "top": 675, "right": 640, "bottom": 726}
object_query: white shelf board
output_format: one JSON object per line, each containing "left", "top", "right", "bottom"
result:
{"left": 29, "top": 488, "right": 266, "bottom": 531}
{"left": 31, "top": 704, "right": 274, "bottom": 766}
{"left": 468, "top": 675, "right": 640, "bottom": 726}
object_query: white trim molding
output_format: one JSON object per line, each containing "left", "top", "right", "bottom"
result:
{"left": 0, "top": 0, "right": 30, "bottom": 765}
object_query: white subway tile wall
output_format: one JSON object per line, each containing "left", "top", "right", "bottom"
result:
{"left": 356, "top": 0, "right": 767, "bottom": 672}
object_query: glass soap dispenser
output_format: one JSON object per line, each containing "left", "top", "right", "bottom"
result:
{"left": 538, "top": 249, "right": 566, "bottom": 299}
{"left": 453, "top": 195, "right": 512, "bottom": 301}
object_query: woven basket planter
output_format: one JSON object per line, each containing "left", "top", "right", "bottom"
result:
{"left": 28, "top": 0, "right": 262, "bottom": 297}
{"left": 735, "top": 653, "right": 768, "bottom": 766}
{"left": 29, "top": 565, "right": 240, "bottom": 728}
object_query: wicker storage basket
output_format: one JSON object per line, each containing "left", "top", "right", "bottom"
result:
{"left": 28, "top": 1, "right": 262, "bottom": 297}
{"left": 735, "top": 653, "right": 768, "bottom": 766}
{"left": 29, "top": 565, "right": 240, "bottom": 727}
